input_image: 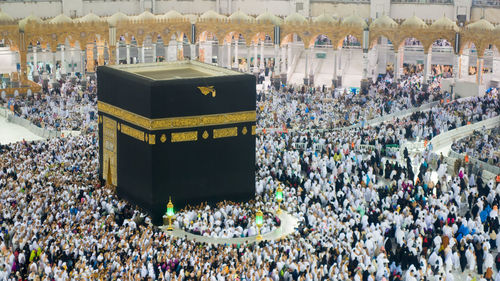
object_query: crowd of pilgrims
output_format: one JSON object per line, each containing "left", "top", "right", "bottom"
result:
{"left": 257, "top": 74, "right": 444, "bottom": 130}
{"left": 451, "top": 127, "right": 500, "bottom": 168}
{"left": 175, "top": 201, "right": 280, "bottom": 238}
{"left": 0, "top": 79, "right": 97, "bottom": 134}
{"left": 0, "top": 72, "right": 499, "bottom": 280}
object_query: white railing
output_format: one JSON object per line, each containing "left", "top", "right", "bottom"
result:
{"left": 342, "top": 45, "right": 362, "bottom": 50}
{"left": 314, "top": 44, "right": 334, "bottom": 49}
{"left": 313, "top": 143, "right": 326, "bottom": 152}
{"left": 431, "top": 46, "right": 453, "bottom": 53}
{"left": 292, "top": 143, "right": 307, "bottom": 150}
{"left": 0, "top": 107, "right": 61, "bottom": 139}
{"left": 448, "top": 149, "right": 500, "bottom": 176}
{"left": 473, "top": 0, "right": 500, "bottom": 7}
{"left": 361, "top": 101, "right": 440, "bottom": 128}
{"left": 404, "top": 46, "right": 424, "bottom": 52}
{"left": 291, "top": 142, "right": 326, "bottom": 152}
{"left": 430, "top": 116, "right": 500, "bottom": 151}
{"left": 256, "top": 100, "right": 441, "bottom": 135}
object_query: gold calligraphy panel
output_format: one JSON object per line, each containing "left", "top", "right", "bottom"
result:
{"left": 213, "top": 127, "right": 238, "bottom": 139}
{"left": 171, "top": 131, "right": 198, "bottom": 142}
{"left": 102, "top": 116, "right": 117, "bottom": 186}
{"left": 98, "top": 101, "right": 256, "bottom": 131}
{"left": 121, "top": 123, "right": 145, "bottom": 142}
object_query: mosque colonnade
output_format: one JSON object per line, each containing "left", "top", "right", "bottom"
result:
{"left": 0, "top": 9, "right": 499, "bottom": 90}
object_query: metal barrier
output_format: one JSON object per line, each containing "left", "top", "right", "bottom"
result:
{"left": 473, "top": 0, "right": 500, "bottom": 7}
{"left": 449, "top": 149, "right": 500, "bottom": 176}
{"left": 392, "top": 0, "right": 453, "bottom": 3}
{"left": 292, "top": 143, "right": 307, "bottom": 150}
{"left": 257, "top": 101, "right": 441, "bottom": 135}
{"left": 430, "top": 116, "right": 500, "bottom": 152}
{"left": 313, "top": 143, "right": 326, "bottom": 152}
{"left": 1, "top": 107, "right": 62, "bottom": 139}
{"left": 359, "top": 101, "right": 440, "bottom": 128}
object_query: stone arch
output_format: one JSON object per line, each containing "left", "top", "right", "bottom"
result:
{"left": 337, "top": 34, "right": 361, "bottom": 49}
{"left": 308, "top": 34, "right": 333, "bottom": 49}
{"left": 281, "top": 33, "right": 305, "bottom": 47}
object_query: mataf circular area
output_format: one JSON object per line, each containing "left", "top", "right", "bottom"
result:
{"left": 0, "top": 3, "right": 500, "bottom": 280}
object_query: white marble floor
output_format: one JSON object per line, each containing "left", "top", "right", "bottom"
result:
{"left": 0, "top": 116, "right": 43, "bottom": 145}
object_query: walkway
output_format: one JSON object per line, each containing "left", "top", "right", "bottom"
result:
{"left": 0, "top": 115, "right": 43, "bottom": 144}
{"left": 159, "top": 210, "right": 298, "bottom": 245}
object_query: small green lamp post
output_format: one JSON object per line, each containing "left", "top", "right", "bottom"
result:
{"left": 275, "top": 185, "right": 283, "bottom": 214}
{"left": 166, "top": 197, "right": 175, "bottom": 231}
{"left": 255, "top": 209, "right": 263, "bottom": 241}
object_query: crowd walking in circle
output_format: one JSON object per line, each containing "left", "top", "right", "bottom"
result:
{"left": 0, "top": 73, "right": 499, "bottom": 280}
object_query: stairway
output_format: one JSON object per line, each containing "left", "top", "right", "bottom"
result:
{"left": 341, "top": 48, "right": 363, "bottom": 88}
{"left": 314, "top": 50, "right": 334, "bottom": 87}
{"left": 288, "top": 50, "right": 306, "bottom": 86}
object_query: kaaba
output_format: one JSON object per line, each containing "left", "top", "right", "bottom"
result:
{"left": 97, "top": 61, "right": 256, "bottom": 225}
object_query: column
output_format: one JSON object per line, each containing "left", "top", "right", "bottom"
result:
{"left": 61, "top": 44, "right": 66, "bottom": 74}
{"left": 218, "top": 43, "right": 223, "bottom": 67}
{"left": 362, "top": 51, "right": 368, "bottom": 80}
{"left": 97, "top": 42, "right": 105, "bottom": 66}
{"left": 361, "top": 48, "right": 370, "bottom": 94}
{"left": 51, "top": 51, "right": 56, "bottom": 80}
{"left": 333, "top": 49, "right": 338, "bottom": 82}
{"left": 477, "top": 57, "right": 483, "bottom": 85}
{"left": 246, "top": 44, "right": 251, "bottom": 73}
{"left": 338, "top": 48, "right": 342, "bottom": 75}
{"left": 260, "top": 40, "right": 264, "bottom": 70}
{"left": 126, "top": 44, "right": 131, "bottom": 64}
{"left": 81, "top": 49, "right": 86, "bottom": 75}
{"left": 86, "top": 43, "right": 94, "bottom": 73}
{"left": 274, "top": 43, "right": 279, "bottom": 75}
{"left": 234, "top": 37, "right": 238, "bottom": 70}
{"left": 20, "top": 50, "right": 28, "bottom": 83}
{"left": 190, "top": 43, "right": 196, "bottom": 60}
{"left": 453, "top": 54, "right": 459, "bottom": 79}
{"left": 304, "top": 48, "right": 309, "bottom": 85}
{"left": 226, "top": 40, "right": 231, "bottom": 69}
{"left": 398, "top": 47, "right": 404, "bottom": 80}
{"left": 69, "top": 47, "right": 75, "bottom": 76}
{"left": 308, "top": 47, "right": 313, "bottom": 80}
{"left": 108, "top": 45, "right": 116, "bottom": 65}
{"left": 253, "top": 42, "right": 258, "bottom": 73}
{"left": 177, "top": 40, "right": 183, "bottom": 61}
{"left": 115, "top": 44, "right": 119, "bottom": 64}
{"left": 280, "top": 46, "right": 286, "bottom": 74}
{"left": 424, "top": 52, "right": 432, "bottom": 83}
{"left": 287, "top": 43, "right": 292, "bottom": 73}
{"left": 152, "top": 43, "right": 157, "bottom": 62}
{"left": 280, "top": 45, "right": 286, "bottom": 84}
{"left": 33, "top": 46, "right": 39, "bottom": 77}
{"left": 164, "top": 44, "right": 169, "bottom": 62}
{"left": 394, "top": 51, "right": 400, "bottom": 80}
{"left": 141, "top": 45, "right": 145, "bottom": 63}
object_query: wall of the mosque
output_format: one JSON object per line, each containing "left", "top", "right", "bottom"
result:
{"left": 2, "top": 1, "right": 63, "bottom": 20}
{"left": 310, "top": 3, "right": 370, "bottom": 18}
{"left": 390, "top": 4, "right": 455, "bottom": 21}
{"left": 155, "top": 0, "right": 216, "bottom": 15}
{"left": 233, "top": 1, "right": 293, "bottom": 17}
{"left": 470, "top": 7, "right": 500, "bottom": 24}
{"left": 82, "top": 0, "right": 142, "bottom": 17}
{"left": 0, "top": 0, "right": 499, "bottom": 23}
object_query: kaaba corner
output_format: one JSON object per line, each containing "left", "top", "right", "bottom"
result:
{"left": 97, "top": 61, "right": 256, "bottom": 225}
